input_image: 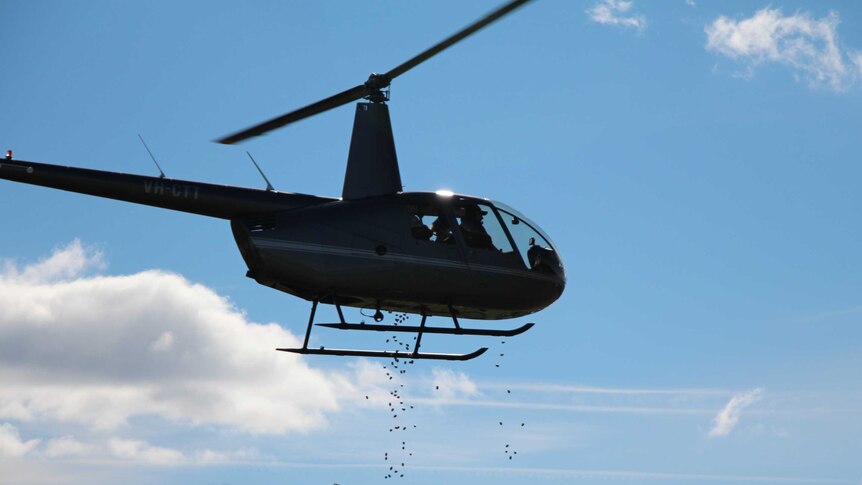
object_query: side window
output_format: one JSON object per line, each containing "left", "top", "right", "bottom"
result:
{"left": 453, "top": 202, "right": 514, "bottom": 253}
{"left": 407, "top": 204, "right": 454, "bottom": 244}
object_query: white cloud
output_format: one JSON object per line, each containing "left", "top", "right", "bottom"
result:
{"left": 709, "top": 388, "right": 763, "bottom": 437}
{"left": 19, "top": 431, "right": 258, "bottom": 466}
{"left": 587, "top": 0, "right": 647, "bottom": 31}
{"left": 43, "top": 436, "right": 91, "bottom": 458}
{"left": 430, "top": 368, "right": 478, "bottom": 400}
{"left": 0, "top": 241, "right": 384, "bottom": 435}
{"left": 1, "top": 239, "right": 104, "bottom": 284}
{"left": 0, "top": 423, "right": 40, "bottom": 458}
{"left": 192, "top": 447, "right": 258, "bottom": 465}
{"left": 705, "top": 8, "right": 859, "bottom": 91}
{"left": 108, "top": 438, "right": 185, "bottom": 465}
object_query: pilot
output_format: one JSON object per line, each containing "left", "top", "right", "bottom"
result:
{"left": 430, "top": 216, "right": 454, "bottom": 244}
{"left": 459, "top": 205, "right": 495, "bottom": 250}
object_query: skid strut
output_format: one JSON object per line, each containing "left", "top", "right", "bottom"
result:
{"left": 277, "top": 298, "right": 491, "bottom": 361}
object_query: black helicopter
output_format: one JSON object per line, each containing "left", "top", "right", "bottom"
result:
{"left": 0, "top": 0, "right": 564, "bottom": 361}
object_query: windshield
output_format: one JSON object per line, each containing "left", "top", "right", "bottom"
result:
{"left": 491, "top": 200, "right": 562, "bottom": 272}
{"left": 491, "top": 200, "right": 557, "bottom": 252}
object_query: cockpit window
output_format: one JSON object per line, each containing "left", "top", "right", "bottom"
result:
{"left": 407, "top": 204, "right": 453, "bottom": 244}
{"left": 453, "top": 202, "right": 514, "bottom": 253}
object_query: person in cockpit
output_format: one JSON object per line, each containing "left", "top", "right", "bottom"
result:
{"left": 459, "top": 205, "right": 495, "bottom": 250}
{"left": 431, "top": 216, "right": 454, "bottom": 244}
{"left": 410, "top": 214, "right": 433, "bottom": 241}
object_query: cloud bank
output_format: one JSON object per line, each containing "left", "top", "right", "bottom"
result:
{"left": 706, "top": 8, "right": 862, "bottom": 92}
{"left": 0, "top": 240, "right": 380, "bottom": 436}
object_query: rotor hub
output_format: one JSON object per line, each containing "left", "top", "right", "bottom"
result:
{"left": 364, "top": 73, "right": 391, "bottom": 103}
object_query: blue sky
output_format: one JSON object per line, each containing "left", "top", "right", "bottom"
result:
{"left": 1, "top": 0, "right": 861, "bottom": 483}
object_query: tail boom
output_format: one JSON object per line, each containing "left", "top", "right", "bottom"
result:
{"left": 0, "top": 158, "right": 333, "bottom": 219}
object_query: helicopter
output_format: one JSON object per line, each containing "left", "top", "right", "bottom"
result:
{"left": 0, "top": 0, "right": 564, "bottom": 361}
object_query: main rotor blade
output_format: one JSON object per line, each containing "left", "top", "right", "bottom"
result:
{"left": 216, "top": 0, "right": 533, "bottom": 145}
{"left": 216, "top": 83, "right": 368, "bottom": 145}
{"left": 383, "top": 0, "right": 533, "bottom": 81}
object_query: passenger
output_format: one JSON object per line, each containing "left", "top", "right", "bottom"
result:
{"left": 430, "top": 216, "right": 454, "bottom": 244}
{"left": 459, "top": 205, "right": 495, "bottom": 250}
{"left": 410, "top": 214, "right": 432, "bottom": 241}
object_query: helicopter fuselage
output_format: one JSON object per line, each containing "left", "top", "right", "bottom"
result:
{"left": 233, "top": 192, "right": 565, "bottom": 320}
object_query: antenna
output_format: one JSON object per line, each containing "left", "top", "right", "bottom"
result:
{"left": 137, "top": 134, "right": 166, "bottom": 179}
{"left": 246, "top": 151, "right": 275, "bottom": 192}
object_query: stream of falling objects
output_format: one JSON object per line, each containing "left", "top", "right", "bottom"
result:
{"left": 381, "top": 312, "right": 416, "bottom": 480}
{"left": 494, "top": 338, "right": 524, "bottom": 461}
{"left": 369, "top": 313, "right": 527, "bottom": 479}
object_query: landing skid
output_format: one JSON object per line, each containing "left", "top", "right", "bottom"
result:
{"left": 317, "top": 322, "right": 533, "bottom": 337}
{"left": 278, "top": 346, "right": 487, "bottom": 361}
{"left": 277, "top": 298, "right": 530, "bottom": 361}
